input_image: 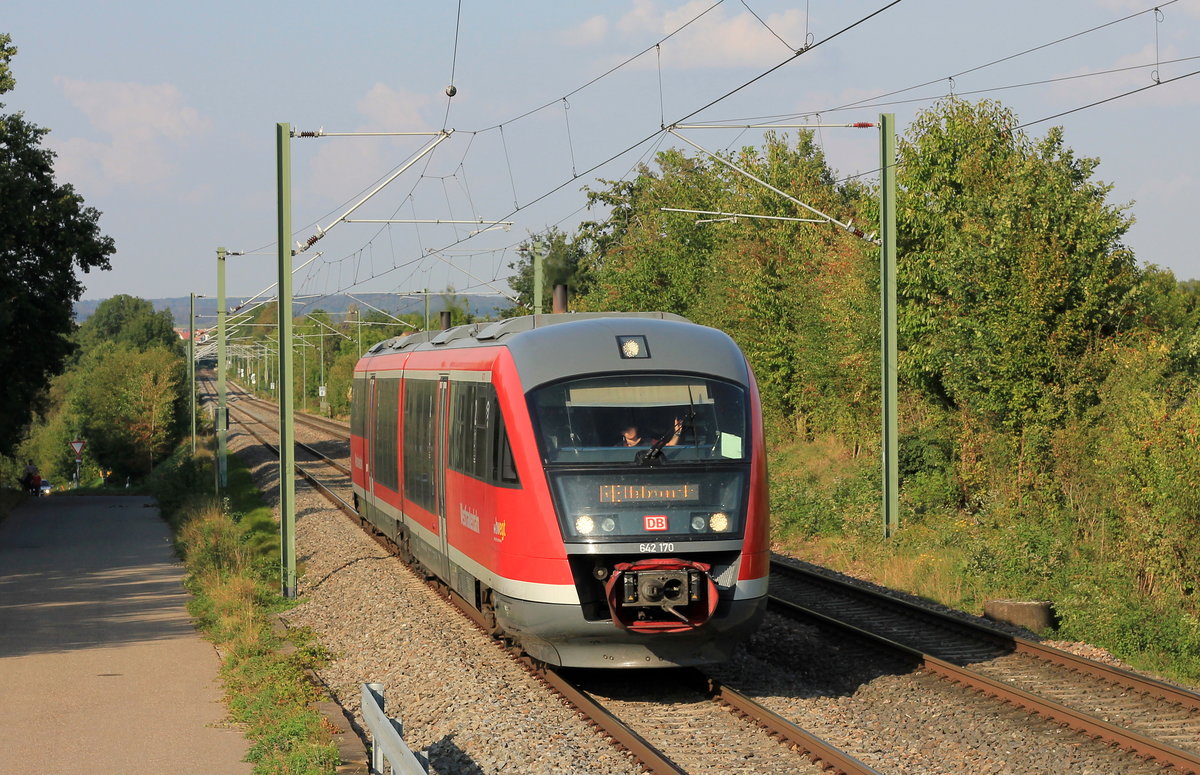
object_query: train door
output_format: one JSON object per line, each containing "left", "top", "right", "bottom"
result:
{"left": 435, "top": 375, "right": 450, "bottom": 569}
{"left": 364, "top": 374, "right": 377, "bottom": 506}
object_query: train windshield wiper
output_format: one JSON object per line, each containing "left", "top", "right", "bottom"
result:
{"left": 636, "top": 408, "right": 697, "bottom": 466}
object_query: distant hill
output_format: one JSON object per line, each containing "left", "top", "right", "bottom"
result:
{"left": 74, "top": 292, "right": 515, "bottom": 326}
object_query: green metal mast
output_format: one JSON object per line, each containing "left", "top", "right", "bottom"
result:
{"left": 880, "top": 113, "right": 899, "bottom": 538}
{"left": 189, "top": 292, "right": 196, "bottom": 454}
{"left": 188, "top": 291, "right": 195, "bottom": 455}
{"left": 277, "top": 123, "right": 297, "bottom": 599}
{"left": 534, "top": 242, "right": 544, "bottom": 315}
{"left": 216, "top": 247, "right": 228, "bottom": 489}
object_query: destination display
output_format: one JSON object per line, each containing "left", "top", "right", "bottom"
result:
{"left": 598, "top": 482, "right": 700, "bottom": 503}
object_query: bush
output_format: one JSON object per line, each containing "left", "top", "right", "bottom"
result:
{"left": 1056, "top": 576, "right": 1200, "bottom": 681}
{"left": 769, "top": 437, "right": 878, "bottom": 538}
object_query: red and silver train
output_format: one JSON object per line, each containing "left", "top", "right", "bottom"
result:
{"left": 350, "top": 312, "right": 769, "bottom": 668}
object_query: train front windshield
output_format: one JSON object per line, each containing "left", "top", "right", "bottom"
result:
{"left": 530, "top": 374, "right": 751, "bottom": 543}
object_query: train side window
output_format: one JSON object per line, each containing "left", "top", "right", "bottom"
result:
{"left": 471, "top": 387, "right": 490, "bottom": 479}
{"left": 350, "top": 376, "right": 367, "bottom": 439}
{"left": 449, "top": 380, "right": 487, "bottom": 480}
{"left": 403, "top": 378, "right": 437, "bottom": 512}
{"left": 449, "top": 381, "right": 518, "bottom": 486}
{"left": 449, "top": 381, "right": 469, "bottom": 473}
{"left": 496, "top": 421, "right": 519, "bottom": 485}
{"left": 372, "top": 378, "right": 400, "bottom": 492}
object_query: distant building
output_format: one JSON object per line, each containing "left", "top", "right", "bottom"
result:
{"left": 174, "top": 328, "right": 210, "bottom": 342}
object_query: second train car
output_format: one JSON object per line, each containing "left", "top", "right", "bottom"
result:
{"left": 350, "top": 312, "right": 768, "bottom": 668}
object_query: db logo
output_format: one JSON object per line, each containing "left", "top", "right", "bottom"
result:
{"left": 643, "top": 515, "right": 668, "bottom": 531}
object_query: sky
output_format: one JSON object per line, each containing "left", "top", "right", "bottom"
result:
{"left": 4, "top": 0, "right": 1199, "bottom": 308}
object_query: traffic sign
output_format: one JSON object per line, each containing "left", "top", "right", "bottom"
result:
{"left": 69, "top": 439, "right": 86, "bottom": 458}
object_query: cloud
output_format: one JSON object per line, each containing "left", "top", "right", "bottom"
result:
{"left": 357, "top": 83, "right": 433, "bottom": 131}
{"left": 1140, "top": 170, "right": 1195, "bottom": 201}
{"left": 564, "top": 1, "right": 805, "bottom": 69}
{"left": 1098, "top": 0, "right": 1200, "bottom": 19}
{"left": 302, "top": 83, "right": 437, "bottom": 210}
{"left": 49, "top": 78, "right": 210, "bottom": 191}
{"left": 1048, "top": 43, "right": 1199, "bottom": 109}
{"left": 561, "top": 15, "right": 609, "bottom": 47}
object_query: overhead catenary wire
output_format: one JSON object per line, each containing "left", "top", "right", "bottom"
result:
{"left": 824, "top": 63, "right": 1200, "bottom": 190}
{"left": 278, "top": 1, "right": 912, "bottom": 312}
{"left": 443, "top": 0, "right": 464, "bottom": 129}
{"left": 721, "top": 0, "right": 1180, "bottom": 125}
{"left": 1015, "top": 66, "right": 1200, "bottom": 130}
{"left": 293, "top": 131, "right": 452, "bottom": 254}
{"left": 263, "top": 0, "right": 1191, "bottom": 320}
{"left": 245, "top": 1, "right": 902, "bottom": 311}
{"left": 474, "top": 1, "right": 727, "bottom": 132}
{"left": 739, "top": 0, "right": 800, "bottom": 53}
{"left": 666, "top": 127, "right": 878, "bottom": 244}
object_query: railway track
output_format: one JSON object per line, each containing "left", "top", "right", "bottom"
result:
{"left": 216, "top": 382, "right": 876, "bottom": 774}
{"left": 222, "top": 382, "right": 351, "bottom": 439}
{"left": 208, "top": 380, "right": 1200, "bottom": 772}
{"left": 768, "top": 559, "right": 1200, "bottom": 774}
{"left": 233, "top": 390, "right": 350, "bottom": 437}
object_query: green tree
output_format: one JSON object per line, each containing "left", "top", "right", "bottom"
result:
{"left": 71, "top": 344, "right": 183, "bottom": 478}
{"left": 324, "top": 351, "right": 358, "bottom": 417}
{"left": 576, "top": 148, "right": 724, "bottom": 317}
{"left": 76, "top": 294, "right": 179, "bottom": 354}
{"left": 0, "top": 34, "right": 114, "bottom": 455}
{"left": 574, "top": 133, "right": 876, "bottom": 438}
{"left": 503, "top": 227, "right": 592, "bottom": 315}
{"left": 896, "top": 98, "right": 1143, "bottom": 430}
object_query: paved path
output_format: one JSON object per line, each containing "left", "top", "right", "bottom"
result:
{"left": 0, "top": 495, "right": 251, "bottom": 774}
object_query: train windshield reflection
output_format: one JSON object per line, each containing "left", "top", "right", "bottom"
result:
{"left": 530, "top": 374, "right": 748, "bottom": 464}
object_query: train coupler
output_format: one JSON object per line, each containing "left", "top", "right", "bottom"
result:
{"left": 603, "top": 558, "right": 719, "bottom": 632}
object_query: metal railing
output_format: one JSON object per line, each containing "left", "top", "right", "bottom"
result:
{"left": 361, "top": 683, "right": 428, "bottom": 775}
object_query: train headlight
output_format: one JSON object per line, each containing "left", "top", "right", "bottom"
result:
{"left": 600, "top": 516, "right": 617, "bottom": 533}
{"left": 575, "top": 515, "right": 595, "bottom": 535}
{"left": 690, "top": 515, "right": 707, "bottom": 532}
{"left": 709, "top": 512, "right": 730, "bottom": 532}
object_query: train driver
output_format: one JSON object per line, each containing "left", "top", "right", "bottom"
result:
{"left": 618, "top": 417, "right": 684, "bottom": 447}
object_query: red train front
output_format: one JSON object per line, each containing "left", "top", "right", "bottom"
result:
{"left": 350, "top": 312, "right": 768, "bottom": 668}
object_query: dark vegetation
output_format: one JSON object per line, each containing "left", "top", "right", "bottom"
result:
{"left": 0, "top": 33, "right": 113, "bottom": 458}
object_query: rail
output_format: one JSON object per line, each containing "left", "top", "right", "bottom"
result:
{"left": 361, "top": 683, "right": 428, "bottom": 775}
{"left": 769, "top": 561, "right": 1200, "bottom": 774}
{"left": 219, "top": 380, "right": 876, "bottom": 773}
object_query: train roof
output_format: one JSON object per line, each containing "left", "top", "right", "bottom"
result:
{"left": 361, "top": 312, "right": 751, "bottom": 389}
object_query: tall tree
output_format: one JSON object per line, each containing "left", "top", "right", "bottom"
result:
{"left": 76, "top": 294, "right": 179, "bottom": 354}
{"left": 0, "top": 34, "right": 114, "bottom": 455}
{"left": 504, "top": 227, "right": 593, "bottom": 315}
{"left": 573, "top": 133, "right": 876, "bottom": 437}
{"left": 71, "top": 344, "right": 182, "bottom": 478}
{"left": 896, "top": 98, "right": 1143, "bottom": 430}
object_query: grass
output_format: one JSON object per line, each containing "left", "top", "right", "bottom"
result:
{"left": 149, "top": 443, "right": 338, "bottom": 775}
{"left": 776, "top": 533, "right": 982, "bottom": 609}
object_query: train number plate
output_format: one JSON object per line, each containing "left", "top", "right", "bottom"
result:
{"left": 639, "top": 542, "right": 675, "bottom": 553}
{"left": 643, "top": 515, "right": 668, "bottom": 531}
